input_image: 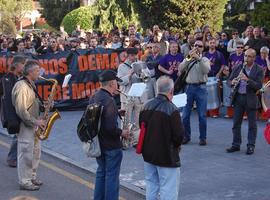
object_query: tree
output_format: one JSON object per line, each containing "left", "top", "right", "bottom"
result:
{"left": 39, "top": 0, "right": 80, "bottom": 29}
{"left": 0, "top": 0, "right": 32, "bottom": 35}
{"left": 61, "top": 0, "right": 139, "bottom": 33}
{"left": 14, "top": 0, "right": 33, "bottom": 32}
{"left": 134, "top": 0, "right": 228, "bottom": 34}
{"left": 251, "top": 2, "right": 270, "bottom": 31}
{"left": 223, "top": 0, "right": 254, "bottom": 33}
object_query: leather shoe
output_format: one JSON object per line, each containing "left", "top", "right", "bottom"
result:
{"left": 32, "top": 179, "right": 43, "bottom": 186}
{"left": 246, "top": 146, "right": 255, "bottom": 155}
{"left": 7, "top": 160, "right": 17, "bottom": 168}
{"left": 182, "top": 138, "right": 190, "bottom": 145}
{"left": 20, "top": 184, "right": 40, "bottom": 191}
{"left": 199, "top": 139, "right": 207, "bottom": 146}
{"left": 226, "top": 146, "right": 240, "bottom": 153}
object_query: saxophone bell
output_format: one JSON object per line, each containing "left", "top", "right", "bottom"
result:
{"left": 36, "top": 76, "right": 61, "bottom": 140}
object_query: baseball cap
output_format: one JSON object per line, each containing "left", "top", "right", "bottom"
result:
{"left": 99, "top": 70, "right": 122, "bottom": 82}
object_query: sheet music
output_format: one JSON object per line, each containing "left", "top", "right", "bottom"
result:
{"left": 172, "top": 93, "right": 187, "bottom": 108}
{"left": 127, "top": 83, "right": 147, "bottom": 97}
{"left": 62, "top": 74, "right": 72, "bottom": 87}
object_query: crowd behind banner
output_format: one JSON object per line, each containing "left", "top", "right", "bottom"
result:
{"left": 0, "top": 24, "right": 270, "bottom": 111}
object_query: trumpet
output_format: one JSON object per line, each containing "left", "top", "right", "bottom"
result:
{"left": 186, "top": 47, "right": 200, "bottom": 61}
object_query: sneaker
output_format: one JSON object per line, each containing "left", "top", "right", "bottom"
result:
{"left": 246, "top": 146, "right": 255, "bottom": 155}
{"left": 20, "top": 183, "right": 40, "bottom": 191}
{"left": 224, "top": 115, "right": 230, "bottom": 118}
{"left": 32, "top": 179, "right": 43, "bottom": 186}
{"left": 226, "top": 146, "right": 240, "bottom": 153}
{"left": 199, "top": 139, "right": 207, "bottom": 146}
{"left": 7, "top": 160, "right": 17, "bottom": 168}
{"left": 212, "top": 115, "right": 218, "bottom": 118}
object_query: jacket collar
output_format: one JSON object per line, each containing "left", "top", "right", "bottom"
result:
{"left": 157, "top": 94, "right": 170, "bottom": 101}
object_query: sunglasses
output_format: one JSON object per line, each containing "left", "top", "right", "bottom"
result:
{"left": 125, "top": 40, "right": 130, "bottom": 42}
{"left": 147, "top": 46, "right": 153, "bottom": 49}
{"left": 221, "top": 34, "right": 226, "bottom": 37}
{"left": 194, "top": 44, "right": 203, "bottom": 48}
{"left": 236, "top": 46, "right": 243, "bottom": 49}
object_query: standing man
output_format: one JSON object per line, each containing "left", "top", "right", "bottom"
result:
{"left": 12, "top": 60, "right": 46, "bottom": 190}
{"left": 117, "top": 48, "right": 143, "bottom": 148}
{"left": 226, "top": 48, "right": 264, "bottom": 155}
{"left": 158, "top": 41, "right": 184, "bottom": 82}
{"left": 139, "top": 76, "right": 184, "bottom": 200}
{"left": 0, "top": 55, "right": 26, "bottom": 167}
{"left": 179, "top": 40, "right": 210, "bottom": 145}
{"left": 204, "top": 38, "right": 226, "bottom": 118}
{"left": 90, "top": 70, "right": 129, "bottom": 200}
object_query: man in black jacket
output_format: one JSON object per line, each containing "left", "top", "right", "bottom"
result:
{"left": 226, "top": 48, "right": 264, "bottom": 155}
{"left": 89, "top": 70, "right": 129, "bottom": 200}
{"left": 139, "top": 76, "right": 184, "bottom": 200}
{"left": 0, "top": 55, "right": 26, "bottom": 167}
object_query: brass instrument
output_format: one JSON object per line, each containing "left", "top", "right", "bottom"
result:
{"left": 186, "top": 47, "right": 200, "bottom": 61}
{"left": 116, "top": 89, "right": 134, "bottom": 148}
{"left": 132, "top": 61, "right": 151, "bottom": 82}
{"left": 36, "top": 76, "right": 61, "bottom": 140}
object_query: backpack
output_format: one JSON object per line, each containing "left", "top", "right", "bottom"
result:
{"left": 77, "top": 103, "right": 103, "bottom": 157}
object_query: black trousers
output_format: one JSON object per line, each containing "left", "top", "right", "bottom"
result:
{"left": 232, "top": 94, "right": 257, "bottom": 147}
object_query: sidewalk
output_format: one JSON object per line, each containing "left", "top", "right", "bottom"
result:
{"left": 1, "top": 110, "right": 270, "bottom": 199}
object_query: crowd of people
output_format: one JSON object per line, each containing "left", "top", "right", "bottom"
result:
{"left": 1, "top": 23, "right": 270, "bottom": 200}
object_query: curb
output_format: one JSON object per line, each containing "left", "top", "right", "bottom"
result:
{"left": 0, "top": 130, "right": 145, "bottom": 197}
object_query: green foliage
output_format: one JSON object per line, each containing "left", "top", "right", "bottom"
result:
{"left": 223, "top": 0, "right": 254, "bottom": 32}
{"left": 61, "top": 0, "right": 140, "bottom": 34}
{"left": 134, "top": 0, "right": 228, "bottom": 34}
{"left": 0, "top": 0, "right": 32, "bottom": 35}
{"left": 61, "top": 6, "right": 98, "bottom": 33}
{"left": 251, "top": 2, "right": 270, "bottom": 31}
{"left": 39, "top": 0, "right": 80, "bottom": 29}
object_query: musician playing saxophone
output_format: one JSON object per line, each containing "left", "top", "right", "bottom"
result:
{"left": 12, "top": 60, "right": 46, "bottom": 191}
{"left": 226, "top": 48, "right": 263, "bottom": 155}
{"left": 117, "top": 48, "right": 143, "bottom": 149}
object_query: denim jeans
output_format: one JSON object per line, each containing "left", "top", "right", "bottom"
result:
{"left": 144, "top": 162, "right": 180, "bottom": 200}
{"left": 232, "top": 94, "right": 257, "bottom": 147}
{"left": 94, "top": 148, "right": 123, "bottom": 200}
{"left": 182, "top": 84, "right": 207, "bottom": 140}
{"left": 7, "top": 135, "right": 17, "bottom": 162}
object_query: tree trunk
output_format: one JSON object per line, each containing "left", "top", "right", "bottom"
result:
{"left": 80, "top": 0, "right": 96, "bottom": 6}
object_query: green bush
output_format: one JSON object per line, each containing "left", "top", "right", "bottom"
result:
{"left": 61, "top": 1, "right": 140, "bottom": 34}
{"left": 61, "top": 6, "right": 99, "bottom": 34}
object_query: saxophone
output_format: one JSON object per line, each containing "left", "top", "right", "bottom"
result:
{"left": 36, "top": 76, "right": 61, "bottom": 140}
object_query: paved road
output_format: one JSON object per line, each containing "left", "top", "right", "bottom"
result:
{"left": 0, "top": 135, "right": 144, "bottom": 200}
{"left": 1, "top": 109, "right": 270, "bottom": 199}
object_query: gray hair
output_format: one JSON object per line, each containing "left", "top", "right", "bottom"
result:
{"left": 10, "top": 55, "right": 26, "bottom": 71}
{"left": 156, "top": 76, "right": 174, "bottom": 95}
{"left": 22, "top": 59, "right": 40, "bottom": 76}
{"left": 260, "top": 46, "right": 269, "bottom": 54}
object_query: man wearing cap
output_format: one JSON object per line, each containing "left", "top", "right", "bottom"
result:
{"left": 89, "top": 70, "right": 129, "bottom": 200}
{"left": 117, "top": 48, "right": 143, "bottom": 149}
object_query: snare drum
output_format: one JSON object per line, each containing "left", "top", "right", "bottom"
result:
{"left": 222, "top": 80, "right": 232, "bottom": 107}
{"left": 207, "top": 77, "right": 220, "bottom": 110}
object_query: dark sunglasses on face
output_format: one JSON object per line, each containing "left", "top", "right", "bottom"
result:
{"left": 232, "top": 32, "right": 239, "bottom": 35}
{"left": 236, "top": 46, "right": 243, "bottom": 49}
{"left": 194, "top": 44, "right": 203, "bottom": 48}
{"left": 147, "top": 46, "right": 153, "bottom": 49}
